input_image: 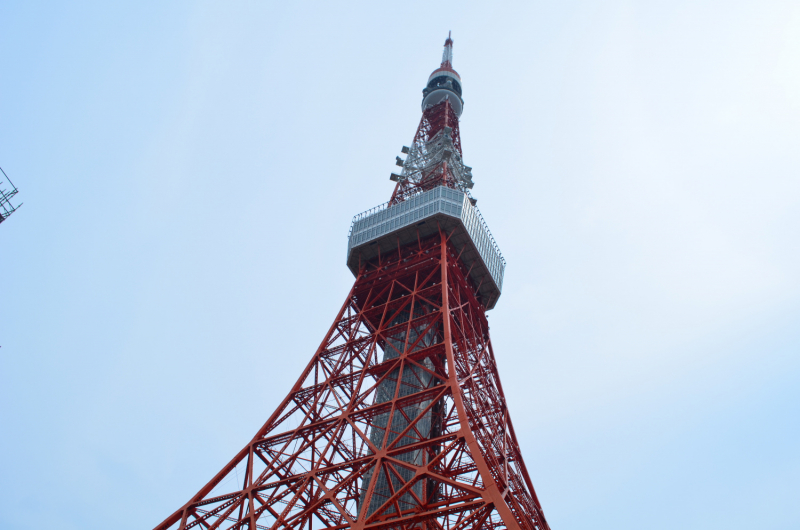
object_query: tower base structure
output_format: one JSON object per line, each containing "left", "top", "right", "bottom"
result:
{"left": 155, "top": 230, "right": 549, "bottom": 530}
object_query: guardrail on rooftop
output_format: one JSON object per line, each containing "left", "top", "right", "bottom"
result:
{"left": 347, "top": 186, "right": 505, "bottom": 291}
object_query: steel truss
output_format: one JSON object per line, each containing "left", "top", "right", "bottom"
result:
{"left": 155, "top": 231, "right": 549, "bottom": 530}
{"left": 390, "top": 101, "right": 473, "bottom": 206}
{"left": 0, "top": 166, "right": 21, "bottom": 224}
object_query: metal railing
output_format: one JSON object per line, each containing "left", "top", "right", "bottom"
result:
{"left": 347, "top": 186, "right": 505, "bottom": 290}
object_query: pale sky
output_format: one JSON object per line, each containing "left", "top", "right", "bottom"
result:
{"left": 1, "top": 1, "right": 799, "bottom": 529}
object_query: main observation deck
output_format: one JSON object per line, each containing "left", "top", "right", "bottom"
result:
{"left": 346, "top": 186, "right": 506, "bottom": 310}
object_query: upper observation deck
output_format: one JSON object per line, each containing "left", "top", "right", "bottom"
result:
{"left": 346, "top": 186, "right": 505, "bottom": 310}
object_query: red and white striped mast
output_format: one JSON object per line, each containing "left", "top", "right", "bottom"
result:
{"left": 390, "top": 32, "right": 473, "bottom": 204}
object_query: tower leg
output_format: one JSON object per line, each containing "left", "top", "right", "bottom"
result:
{"left": 154, "top": 231, "right": 548, "bottom": 530}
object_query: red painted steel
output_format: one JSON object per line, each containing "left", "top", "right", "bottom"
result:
{"left": 154, "top": 233, "right": 549, "bottom": 530}
{"left": 154, "top": 34, "right": 550, "bottom": 530}
{"left": 390, "top": 100, "right": 462, "bottom": 206}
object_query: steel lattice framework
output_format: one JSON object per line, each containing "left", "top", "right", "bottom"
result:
{"left": 154, "top": 34, "right": 551, "bottom": 530}
{"left": 0, "top": 166, "right": 22, "bottom": 225}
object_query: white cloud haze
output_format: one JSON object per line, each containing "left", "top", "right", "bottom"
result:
{"left": 1, "top": 1, "right": 798, "bottom": 529}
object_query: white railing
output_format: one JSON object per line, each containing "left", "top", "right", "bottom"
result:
{"left": 347, "top": 186, "right": 505, "bottom": 291}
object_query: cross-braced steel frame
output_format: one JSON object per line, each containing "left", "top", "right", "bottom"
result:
{"left": 0, "top": 166, "right": 21, "bottom": 224}
{"left": 154, "top": 231, "right": 549, "bottom": 530}
{"left": 390, "top": 101, "right": 469, "bottom": 206}
{"left": 156, "top": 34, "right": 551, "bottom": 529}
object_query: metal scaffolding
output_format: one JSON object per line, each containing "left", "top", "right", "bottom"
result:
{"left": 0, "top": 166, "right": 22, "bottom": 224}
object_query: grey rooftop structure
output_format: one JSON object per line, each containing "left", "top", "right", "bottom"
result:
{"left": 346, "top": 186, "right": 506, "bottom": 310}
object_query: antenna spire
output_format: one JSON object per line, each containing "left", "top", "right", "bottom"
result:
{"left": 441, "top": 31, "right": 454, "bottom": 67}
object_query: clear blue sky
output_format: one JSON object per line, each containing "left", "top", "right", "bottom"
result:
{"left": 1, "top": 1, "right": 799, "bottom": 529}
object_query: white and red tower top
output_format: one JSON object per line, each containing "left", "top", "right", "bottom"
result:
{"left": 347, "top": 33, "right": 506, "bottom": 309}
{"left": 422, "top": 32, "right": 464, "bottom": 117}
{"left": 386, "top": 33, "right": 471, "bottom": 205}
{"left": 441, "top": 31, "right": 454, "bottom": 67}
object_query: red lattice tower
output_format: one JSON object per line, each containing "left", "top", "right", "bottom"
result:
{"left": 154, "top": 34, "right": 551, "bottom": 530}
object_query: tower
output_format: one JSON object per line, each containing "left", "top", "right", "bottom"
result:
{"left": 154, "top": 35, "right": 550, "bottom": 530}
